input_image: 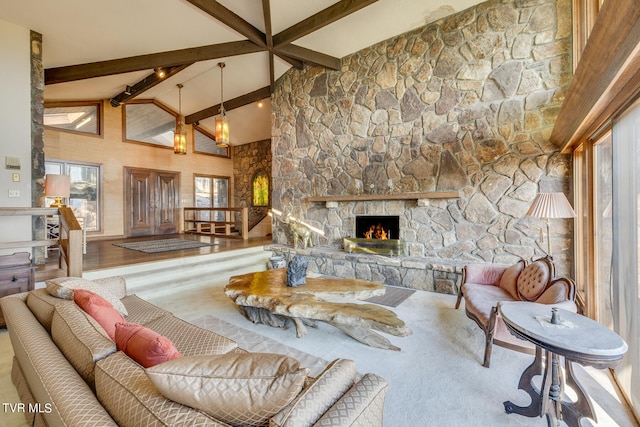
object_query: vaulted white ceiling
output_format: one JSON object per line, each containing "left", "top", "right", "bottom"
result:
{"left": 0, "top": 0, "right": 484, "bottom": 145}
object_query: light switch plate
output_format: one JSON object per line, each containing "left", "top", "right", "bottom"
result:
{"left": 11, "top": 173, "right": 20, "bottom": 182}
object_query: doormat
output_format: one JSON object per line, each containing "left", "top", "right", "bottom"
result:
{"left": 365, "top": 285, "right": 416, "bottom": 307}
{"left": 113, "top": 238, "right": 217, "bottom": 254}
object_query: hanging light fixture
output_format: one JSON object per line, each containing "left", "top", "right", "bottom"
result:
{"left": 174, "top": 83, "right": 187, "bottom": 155}
{"left": 215, "top": 62, "right": 230, "bottom": 147}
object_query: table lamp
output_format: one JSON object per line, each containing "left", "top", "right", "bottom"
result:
{"left": 45, "top": 174, "right": 70, "bottom": 207}
{"left": 526, "top": 192, "right": 576, "bottom": 257}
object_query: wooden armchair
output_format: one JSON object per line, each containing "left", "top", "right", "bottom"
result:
{"left": 455, "top": 256, "right": 577, "bottom": 367}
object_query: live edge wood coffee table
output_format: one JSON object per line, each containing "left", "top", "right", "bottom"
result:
{"left": 225, "top": 269, "right": 412, "bottom": 351}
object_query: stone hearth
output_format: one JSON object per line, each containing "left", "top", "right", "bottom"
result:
{"left": 266, "top": 244, "right": 464, "bottom": 295}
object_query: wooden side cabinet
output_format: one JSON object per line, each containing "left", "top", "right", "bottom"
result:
{"left": 0, "top": 252, "right": 35, "bottom": 327}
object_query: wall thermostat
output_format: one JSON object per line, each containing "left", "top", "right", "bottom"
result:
{"left": 5, "top": 156, "right": 20, "bottom": 170}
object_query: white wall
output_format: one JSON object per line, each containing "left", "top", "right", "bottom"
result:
{"left": 0, "top": 18, "right": 34, "bottom": 255}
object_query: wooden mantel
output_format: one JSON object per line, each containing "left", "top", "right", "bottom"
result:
{"left": 302, "top": 191, "right": 459, "bottom": 204}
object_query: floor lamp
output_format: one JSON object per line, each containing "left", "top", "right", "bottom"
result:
{"left": 526, "top": 192, "right": 576, "bottom": 257}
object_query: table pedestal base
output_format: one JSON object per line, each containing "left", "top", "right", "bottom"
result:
{"left": 504, "top": 347, "right": 596, "bottom": 427}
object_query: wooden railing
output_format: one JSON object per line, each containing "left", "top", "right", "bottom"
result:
{"left": 0, "top": 207, "right": 83, "bottom": 277}
{"left": 184, "top": 207, "right": 248, "bottom": 240}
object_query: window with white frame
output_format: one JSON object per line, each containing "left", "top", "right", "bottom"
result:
{"left": 45, "top": 160, "right": 102, "bottom": 232}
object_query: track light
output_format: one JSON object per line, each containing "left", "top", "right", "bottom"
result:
{"left": 257, "top": 99, "right": 263, "bottom": 108}
{"left": 124, "top": 85, "right": 133, "bottom": 95}
{"left": 155, "top": 68, "right": 166, "bottom": 78}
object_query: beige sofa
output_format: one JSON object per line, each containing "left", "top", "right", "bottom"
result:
{"left": 1, "top": 276, "right": 388, "bottom": 427}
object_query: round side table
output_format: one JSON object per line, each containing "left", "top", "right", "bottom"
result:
{"left": 499, "top": 301, "right": 627, "bottom": 427}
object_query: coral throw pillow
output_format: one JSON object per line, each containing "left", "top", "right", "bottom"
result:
{"left": 74, "top": 289, "right": 125, "bottom": 340}
{"left": 115, "top": 322, "right": 181, "bottom": 368}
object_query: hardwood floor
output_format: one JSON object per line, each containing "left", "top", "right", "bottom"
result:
{"left": 36, "top": 234, "right": 272, "bottom": 280}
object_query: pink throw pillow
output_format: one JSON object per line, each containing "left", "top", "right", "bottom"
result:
{"left": 74, "top": 289, "right": 125, "bottom": 340}
{"left": 115, "top": 322, "right": 182, "bottom": 368}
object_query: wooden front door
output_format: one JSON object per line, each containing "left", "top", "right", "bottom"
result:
{"left": 124, "top": 167, "right": 180, "bottom": 237}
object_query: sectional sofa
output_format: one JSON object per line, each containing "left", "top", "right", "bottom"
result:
{"left": 1, "top": 276, "right": 388, "bottom": 427}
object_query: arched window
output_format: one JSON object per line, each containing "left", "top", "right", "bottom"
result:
{"left": 252, "top": 170, "right": 269, "bottom": 207}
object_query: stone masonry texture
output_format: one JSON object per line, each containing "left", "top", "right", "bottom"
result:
{"left": 271, "top": 0, "right": 574, "bottom": 289}
{"left": 233, "top": 139, "right": 272, "bottom": 228}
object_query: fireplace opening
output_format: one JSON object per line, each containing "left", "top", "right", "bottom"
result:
{"left": 355, "top": 216, "right": 400, "bottom": 240}
{"left": 344, "top": 215, "right": 404, "bottom": 256}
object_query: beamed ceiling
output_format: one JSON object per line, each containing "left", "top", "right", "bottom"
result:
{"left": 0, "top": 0, "right": 485, "bottom": 145}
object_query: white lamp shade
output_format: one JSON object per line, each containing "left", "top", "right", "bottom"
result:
{"left": 45, "top": 174, "right": 70, "bottom": 198}
{"left": 526, "top": 192, "right": 576, "bottom": 219}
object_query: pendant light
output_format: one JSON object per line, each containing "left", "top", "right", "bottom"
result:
{"left": 174, "top": 83, "right": 187, "bottom": 155}
{"left": 215, "top": 62, "right": 230, "bottom": 147}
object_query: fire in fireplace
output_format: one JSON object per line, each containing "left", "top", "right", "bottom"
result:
{"left": 344, "top": 215, "right": 404, "bottom": 256}
{"left": 355, "top": 216, "right": 400, "bottom": 240}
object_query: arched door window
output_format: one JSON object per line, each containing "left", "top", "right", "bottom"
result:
{"left": 252, "top": 170, "right": 269, "bottom": 207}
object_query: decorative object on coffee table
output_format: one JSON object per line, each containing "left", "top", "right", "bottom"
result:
{"left": 225, "top": 269, "right": 412, "bottom": 351}
{"left": 286, "top": 255, "right": 308, "bottom": 287}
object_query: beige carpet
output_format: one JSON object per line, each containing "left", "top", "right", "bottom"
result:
{"left": 183, "top": 289, "right": 634, "bottom": 427}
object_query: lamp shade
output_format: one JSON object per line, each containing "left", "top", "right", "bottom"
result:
{"left": 526, "top": 192, "right": 576, "bottom": 219}
{"left": 45, "top": 174, "right": 70, "bottom": 208}
{"left": 215, "top": 115, "right": 229, "bottom": 147}
{"left": 45, "top": 174, "right": 70, "bottom": 198}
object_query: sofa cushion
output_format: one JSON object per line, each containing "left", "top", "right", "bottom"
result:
{"left": 46, "top": 276, "right": 128, "bottom": 316}
{"left": 270, "top": 358, "right": 355, "bottom": 427}
{"left": 3, "top": 296, "right": 119, "bottom": 426}
{"left": 26, "top": 288, "right": 73, "bottom": 332}
{"left": 143, "top": 314, "right": 238, "bottom": 356}
{"left": 95, "top": 351, "right": 227, "bottom": 427}
{"left": 517, "top": 260, "right": 551, "bottom": 301}
{"left": 115, "top": 322, "right": 181, "bottom": 368}
{"left": 74, "top": 289, "right": 125, "bottom": 340}
{"left": 51, "top": 302, "right": 117, "bottom": 388}
{"left": 499, "top": 260, "right": 525, "bottom": 300}
{"left": 146, "top": 353, "right": 309, "bottom": 427}
{"left": 120, "top": 294, "right": 168, "bottom": 326}
{"left": 312, "top": 373, "right": 389, "bottom": 427}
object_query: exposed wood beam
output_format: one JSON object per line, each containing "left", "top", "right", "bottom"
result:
{"left": 277, "top": 44, "right": 341, "bottom": 70}
{"left": 185, "top": 86, "right": 272, "bottom": 124}
{"left": 262, "top": 0, "right": 273, "bottom": 49}
{"left": 273, "top": 0, "right": 378, "bottom": 48}
{"left": 551, "top": 0, "right": 640, "bottom": 151}
{"left": 185, "top": 0, "right": 266, "bottom": 48}
{"left": 45, "top": 41, "right": 263, "bottom": 84}
{"left": 274, "top": 52, "right": 304, "bottom": 70}
{"left": 109, "top": 64, "right": 193, "bottom": 107}
{"left": 262, "top": 0, "right": 275, "bottom": 91}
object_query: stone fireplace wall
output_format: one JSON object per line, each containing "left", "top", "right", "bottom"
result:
{"left": 271, "top": 0, "right": 574, "bottom": 279}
